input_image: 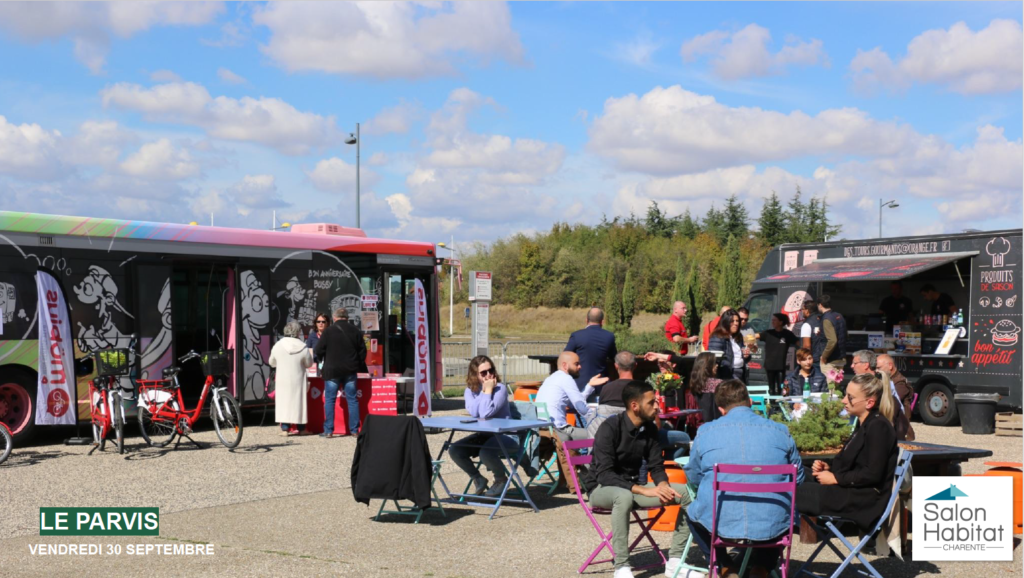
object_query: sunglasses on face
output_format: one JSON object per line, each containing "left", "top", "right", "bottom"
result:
{"left": 479, "top": 367, "right": 495, "bottom": 377}
{"left": 316, "top": 320, "right": 327, "bottom": 324}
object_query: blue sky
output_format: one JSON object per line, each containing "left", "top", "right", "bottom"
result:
{"left": 0, "top": 1, "right": 1020, "bottom": 245}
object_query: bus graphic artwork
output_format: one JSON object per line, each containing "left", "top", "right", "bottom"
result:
{"left": 73, "top": 265, "right": 132, "bottom": 353}
{"left": 240, "top": 270, "right": 270, "bottom": 401}
{"left": 140, "top": 278, "right": 173, "bottom": 379}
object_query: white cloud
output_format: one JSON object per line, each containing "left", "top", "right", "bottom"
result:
{"left": 681, "top": 24, "right": 828, "bottom": 80}
{"left": 217, "top": 67, "right": 247, "bottom": 85}
{"left": 611, "top": 32, "right": 661, "bottom": 68}
{"left": 364, "top": 100, "right": 421, "bottom": 135}
{"left": 228, "top": 174, "right": 287, "bottom": 211}
{"left": 119, "top": 138, "right": 201, "bottom": 180}
{"left": 588, "top": 85, "right": 917, "bottom": 175}
{"left": 150, "top": 69, "right": 182, "bottom": 83}
{"left": 101, "top": 81, "right": 341, "bottom": 155}
{"left": 851, "top": 19, "right": 1023, "bottom": 95}
{"left": 367, "top": 152, "right": 389, "bottom": 166}
{"left": 0, "top": 115, "right": 65, "bottom": 179}
{"left": 251, "top": 1, "right": 524, "bottom": 79}
{"left": 306, "top": 157, "right": 379, "bottom": 193}
{"left": 0, "top": 2, "right": 224, "bottom": 73}
{"left": 65, "top": 120, "right": 135, "bottom": 167}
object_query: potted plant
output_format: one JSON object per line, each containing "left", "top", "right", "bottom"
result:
{"left": 646, "top": 371, "right": 682, "bottom": 413}
{"left": 772, "top": 398, "right": 853, "bottom": 453}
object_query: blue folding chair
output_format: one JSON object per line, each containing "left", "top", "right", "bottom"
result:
{"left": 796, "top": 450, "right": 914, "bottom": 578}
{"left": 525, "top": 400, "right": 561, "bottom": 495}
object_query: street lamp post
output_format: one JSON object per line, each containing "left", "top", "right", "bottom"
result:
{"left": 879, "top": 199, "right": 899, "bottom": 238}
{"left": 345, "top": 123, "right": 361, "bottom": 229}
{"left": 438, "top": 238, "right": 456, "bottom": 336}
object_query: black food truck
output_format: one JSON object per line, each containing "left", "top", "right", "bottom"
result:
{"left": 743, "top": 229, "right": 1022, "bottom": 426}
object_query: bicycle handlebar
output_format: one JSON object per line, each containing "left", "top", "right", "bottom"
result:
{"left": 178, "top": 350, "right": 201, "bottom": 363}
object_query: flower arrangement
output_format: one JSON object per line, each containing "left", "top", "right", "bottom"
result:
{"left": 647, "top": 371, "right": 683, "bottom": 394}
{"left": 824, "top": 366, "right": 844, "bottom": 397}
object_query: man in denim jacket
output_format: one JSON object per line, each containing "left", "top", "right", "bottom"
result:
{"left": 684, "top": 380, "right": 804, "bottom": 578}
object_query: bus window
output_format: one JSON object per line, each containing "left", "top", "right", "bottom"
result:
{"left": 745, "top": 293, "right": 776, "bottom": 334}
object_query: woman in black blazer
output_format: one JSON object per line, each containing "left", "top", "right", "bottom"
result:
{"left": 707, "top": 309, "right": 750, "bottom": 381}
{"left": 796, "top": 373, "right": 899, "bottom": 531}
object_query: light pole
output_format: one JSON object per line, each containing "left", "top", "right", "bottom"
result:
{"left": 879, "top": 199, "right": 899, "bottom": 238}
{"left": 437, "top": 238, "right": 456, "bottom": 336}
{"left": 344, "top": 123, "right": 361, "bottom": 229}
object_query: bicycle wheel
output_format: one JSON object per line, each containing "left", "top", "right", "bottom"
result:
{"left": 137, "top": 392, "right": 178, "bottom": 448}
{"left": 210, "top": 391, "right": 243, "bottom": 448}
{"left": 112, "top": 392, "right": 125, "bottom": 455}
{"left": 91, "top": 392, "right": 107, "bottom": 451}
{"left": 0, "top": 425, "right": 11, "bottom": 465}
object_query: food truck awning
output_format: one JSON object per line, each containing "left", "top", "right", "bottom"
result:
{"left": 754, "top": 251, "right": 978, "bottom": 284}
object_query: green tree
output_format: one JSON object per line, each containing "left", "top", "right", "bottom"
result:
{"left": 514, "top": 239, "right": 543, "bottom": 308}
{"left": 684, "top": 261, "right": 704, "bottom": 336}
{"left": 757, "top": 191, "right": 787, "bottom": 247}
{"left": 644, "top": 201, "right": 673, "bottom": 239}
{"left": 784, "top": 188, "right": 806, "bottom": 243}
{"left": 671, "top": 255, "right": 687, "bottom": 304}
{"left": 678, "top": 209, "right": 699, "bottom": 239}
{"left": 604, "top": 266, "right": 625, "bottom": 329}
{"left": 722, "top": 194, "right": 749, "bottom": 240}
{"left": 703, "top": 204, "right": 727, "bottom": 244}
{"left": 716, "top": 234, "right": 745, "bottom": 310}
{"left": 622, "top": 268, "right": 638, "bottom": 328}
{"left": 806, "top": 196, "right": 842, "bottom": 242}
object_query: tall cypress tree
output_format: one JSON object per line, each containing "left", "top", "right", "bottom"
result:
{"left": 671, "top": 255, "right": 687, "bottom": 304}
{"left": 722, "top": 194, "right": 749, "bottom": 240}
{"left": 604, "top": 266, "right": 624, "bottom": 328}
{"left": 784, "top": 187, "right": 806, "bottom": 243}
{"left": 622, "top": 268, "right": 637, "bottom": 328}
{"left": 678, "top": 209, "right": 699, "bottom": 239}
{"left": 758, "top": 191, "right": 786, "bottom": 247}
{"left": 716, "top": 234, "right": 745, "bottom": 310}
{"left": 684, "top": 260, "right": 704, "bottom": 335}
{"left": 703, "top": 204, "right": 727, "bottom": 244}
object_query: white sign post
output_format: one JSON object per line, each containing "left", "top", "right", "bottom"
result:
{"left": 469, "top": 271, "right": 492, "bottom": 357}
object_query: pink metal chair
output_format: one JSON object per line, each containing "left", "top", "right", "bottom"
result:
{"left": 563, "top": 438, "right": 668, "bottom": 574}
{"left": 710, "top": 463, "right": 798, "bottom": 578}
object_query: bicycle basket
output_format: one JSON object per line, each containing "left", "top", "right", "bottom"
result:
{"left": 96, "top": 349, "right": 131, "bottom": 377}
{"left": 201, "top": 349, "right": 233, "bottom": 376}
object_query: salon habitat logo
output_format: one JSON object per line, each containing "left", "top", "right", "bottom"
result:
{"left": 913, "top": 477, "right": 1012, "bottom": 561}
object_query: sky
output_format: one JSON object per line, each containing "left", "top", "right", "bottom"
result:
{"left": 0, "top": 1, "right": 1021, "bottom": 246}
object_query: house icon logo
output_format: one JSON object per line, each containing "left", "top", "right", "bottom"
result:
{"left": 926, "top": 484, "right": 969, "bottom": 501}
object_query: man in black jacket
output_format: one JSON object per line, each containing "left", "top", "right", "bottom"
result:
{"left": 582, "top": 381, "right": 696, "bottom": 578}
{"left": 315, "top": 308, "right": 367, "bottom": 437}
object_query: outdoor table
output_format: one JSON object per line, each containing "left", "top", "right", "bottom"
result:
{"left": 420, "top": 415, "right": 551, "bottom": 520}
{"left": 800, "top": 440, "right": 993, "bottom": 476}
{"left": 658, "top": 408, "right": 700, "bottom": 429}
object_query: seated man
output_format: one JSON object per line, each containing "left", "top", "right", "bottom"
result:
{"left": 581, "top": 381, "right": 703, "bottom": 578}
{"left": 684, "top": 380, "right": 804, "bottom": 578}
{"left": 536, "top": 351, "right": 607, "bottom": 441}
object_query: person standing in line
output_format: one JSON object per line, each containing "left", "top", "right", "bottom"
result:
{"left": 756, "top": 313, "right": 799, "bottom": 396}
{"left": 535, "top": 351, "right": 608, "bottom": 441}
{"left": 701, "top": 306, "right": 732, "bottom": 352}
{"left": 813, "top": 295, "right": 847, "bottom": 370}
{"left": 665, "top": 301, "right": 700, "bottom": 355}
{"left": 581, "top": 381, "right": 703, "bottom": 578}
{"left": 708, "top": 309, "right": 750, "bottom": 382}
{"left": 565, "top": 307, "right": 617, "bottom": 398}
{"left": 794, "top": 299, "right": 818, "bottom": 353}
{"left": 269, "top": 321, "right": 314, "bottom": 436}
{"left": 314, "top": 308, "right": 367, "bottom": 438}
{"left": 305, "top": 313, "right": 330, "bottom": 365}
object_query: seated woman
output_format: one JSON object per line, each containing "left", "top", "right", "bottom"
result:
{"left": 687, "top": 351, "right": 723, "bottom": 426}
{"left": 708, "top": 309, "right": 751, "bottom": 381}
{"left": 784, "top": 348, "right": 828, "bottom": 396}
{"left": 448, "top": 356, "right": 521, "bottom": 497}
{"left": 796, "top": 373, "right": 899, "bottom": 532}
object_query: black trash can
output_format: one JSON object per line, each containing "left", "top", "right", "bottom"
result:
{"left": 955, "top": 393, "right": 1001, "bottom": 435}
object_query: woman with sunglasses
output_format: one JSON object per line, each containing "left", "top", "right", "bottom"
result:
{"left": 795, "top": 373, "right": 898, "bottom": 533}
{"left": 448, "top": 356, "right": 521, "bottom": 497}
{"left": 708, "top": 309, "right": 751, "bottom": 381}
{"left": 305, "top": 313, "right": 330, "bottom": 364}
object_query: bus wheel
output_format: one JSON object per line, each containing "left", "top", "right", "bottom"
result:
{"left": 919, "top": 382, "right": 959, "bottom": 427}
{"left": 0, "top": 369, "right": 36, "bottom": 442}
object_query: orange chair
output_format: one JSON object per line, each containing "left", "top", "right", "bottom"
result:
{"left": 648, "top": 462, "right": 688, "bottom": 531}
{"left": 982, "top": 462, "right": 1023, "bottom": 535}
{"left": 512, "top": 381, "right": 541, "bottom": 402}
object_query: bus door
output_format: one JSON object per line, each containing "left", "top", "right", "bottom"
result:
{"left": 170, "top": 262, "right": 235, "bottom": 402}
{"left": 135, "top": 264, "right": 174, "bottom": 383}
{"left": 382, "top": 270, "right": 434, "bottom": 378}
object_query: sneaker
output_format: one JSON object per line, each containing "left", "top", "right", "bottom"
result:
{"left": 471, "top": 476, "right": 488, "bottom": 495}
{"left": 665, "top": 559, "right": 707, "bottom": 578}
{"left": 484, "top": 479, "right": 507, "bottom": 497}
{"left": 319, "top": 432, "right": 334, "bottom": 438}
{"left": 614, "top": 566, "right": 636, "bottom": 578}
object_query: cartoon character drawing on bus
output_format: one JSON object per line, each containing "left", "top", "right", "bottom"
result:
{"left": 0, "top": 282, "right": 16, "bottom": 324}
{"left": 277, "top": 276, "right": 317, "bottom": 328}
{"left": 240, "top": 270, "right": 270, "bottom": 400}
{"left": 73, "top": 265, "right": 132, "bottom": 353}
{"left": 140, "top": 277, "right": 173, "bottom": 378}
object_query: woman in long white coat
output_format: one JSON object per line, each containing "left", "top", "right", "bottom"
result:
{"left": 269, "top": 321, "right": 314, "bottom": 436}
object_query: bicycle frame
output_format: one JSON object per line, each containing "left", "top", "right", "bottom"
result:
{"left": 88, "top": 376, "right": 120, "bottom": 439}
{"left": 138, "top": 373, "right": 226, "bottom": 433}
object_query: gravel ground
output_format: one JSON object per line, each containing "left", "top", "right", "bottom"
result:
{"left": 0, "top": 404, "right": 1020, "bottom": 577}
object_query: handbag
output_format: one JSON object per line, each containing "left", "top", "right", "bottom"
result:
{"left": 265, "top": 368, "right": 277, "bottom": 401}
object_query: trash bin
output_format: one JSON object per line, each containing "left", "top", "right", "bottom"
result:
{"left": 955, "top": 393, "right": 1001, "bottom": 434}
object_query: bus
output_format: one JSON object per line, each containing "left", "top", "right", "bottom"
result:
{"left": 0, "top": 211, "right": 442, "bottom": 443}
{"left": 742, "top": 228, "right": 1022, "bottom": 426}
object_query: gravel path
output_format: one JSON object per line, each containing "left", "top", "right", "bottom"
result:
{"left": 0, "top": 407, "right": 1020, "bottom": 577}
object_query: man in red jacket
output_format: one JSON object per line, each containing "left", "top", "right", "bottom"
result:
{"left": 664, "top": 301, "right": 699, "bottom": 355}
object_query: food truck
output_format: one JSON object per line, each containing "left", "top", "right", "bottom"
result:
{"left": 743, "top": 229, "right": 1022, "bottom": 426}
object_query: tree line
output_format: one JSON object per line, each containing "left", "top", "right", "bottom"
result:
{"left": 447, "top": 189, "right": 841, "bottom": 336}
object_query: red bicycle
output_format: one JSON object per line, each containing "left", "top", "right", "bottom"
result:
{"left": 88, "top": 338, "right": 137, "bottom": 455}
{"left": 136, "top": 349, "right": 243, "bottom": 449}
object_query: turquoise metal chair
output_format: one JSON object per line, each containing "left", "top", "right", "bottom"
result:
{"left": 748, "top": 385, "right": 770, "bottom": 416}
{"left": 374, "top": 459, "right": 447, "bottom": 523}
{"left": 525, "top": 399, "right": 561, "bottom": 495}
